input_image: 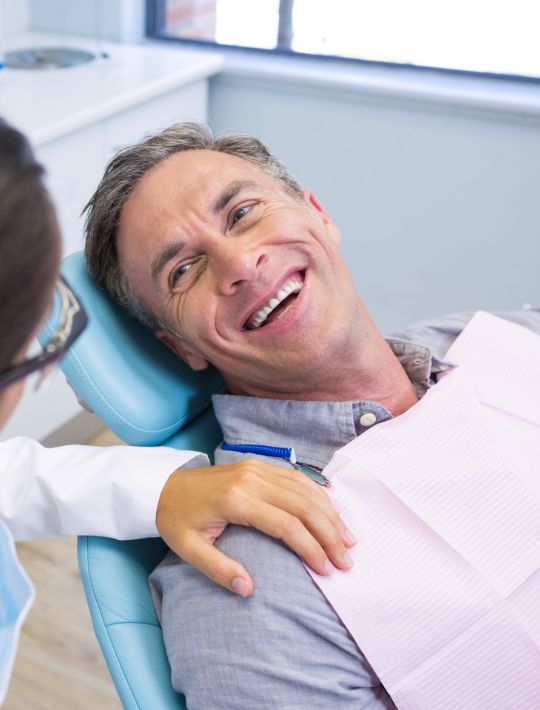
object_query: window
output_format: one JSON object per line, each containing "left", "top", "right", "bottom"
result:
{"left": 148, "top": 0, "right": 540, "bottom": 82}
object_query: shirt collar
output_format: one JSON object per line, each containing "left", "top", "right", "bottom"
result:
{"left": 213, "top": 338, "right": 444, "bottom": 469}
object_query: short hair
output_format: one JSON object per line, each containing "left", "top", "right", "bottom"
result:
{"left": 84, "top": 121, "right": 302, "bottom": 331}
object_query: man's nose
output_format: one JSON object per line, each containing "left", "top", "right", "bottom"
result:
{"left": 209, "top": 238, "right": 267, "bottom": 295}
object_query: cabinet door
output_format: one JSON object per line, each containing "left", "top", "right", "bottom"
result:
{"left": 38, "top": 122, "right": 107, "bottom": 257}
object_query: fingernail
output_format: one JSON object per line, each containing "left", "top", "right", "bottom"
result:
{"left": 341, "top": 552, "right": 354, "bottom": 568}
{"left": 343, "top": 529, "right": 357, "bottom": 545}
{"left": 323, "top": 559, "right": 334, "bottom": 575}
{"left": 232, "top": 577, "right": 249, "bottom": 596}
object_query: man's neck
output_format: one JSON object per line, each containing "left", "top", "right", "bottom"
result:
{"left": 227, "top": 304, "right": 419, "bottom": 415}
{"left": 214, "top": 341, "right": 425, "bottom": 472}
{"left": 335, "top": 330, "right": 419, "bottom": 415}
{"left": 226, "top": 343, "right": 419, "bottom": 414}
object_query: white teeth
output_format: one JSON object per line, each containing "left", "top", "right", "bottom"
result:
{"left": 249, "top": 278, "right": 303, "bottom": 329}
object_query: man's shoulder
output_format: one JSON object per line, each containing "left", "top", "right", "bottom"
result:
{"left": 388, "top": 308, "right": 540, "bottom": 361}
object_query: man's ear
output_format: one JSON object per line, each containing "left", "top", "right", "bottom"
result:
{"left": 302, "top": 189, "right": 341, "bottom": 243}
{"left": 154, "top": 330, "right": 209, "bottom": 371}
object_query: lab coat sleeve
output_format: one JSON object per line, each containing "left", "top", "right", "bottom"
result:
{"left": 0, "top": 437, "right": 209, "bottom": 541}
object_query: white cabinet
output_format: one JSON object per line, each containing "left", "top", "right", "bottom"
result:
{"left": 38, "top": 122, "right": 106, "bottom": 256}
{"left": 0, "top": 36, "right": 222, "bottom": 442}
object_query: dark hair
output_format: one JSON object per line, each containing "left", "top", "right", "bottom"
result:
{"left": 0, "top": 118, "right": 61, "bottom": 372}
{"left": 84, "top": 121, "right": 302, "bottom": 330}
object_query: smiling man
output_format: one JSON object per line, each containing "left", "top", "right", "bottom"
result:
{"left": 84, "top": 123, "right": 539, "bottom": 709}
{"left": 108, "top": 142, "right": 416, "bottom": 413}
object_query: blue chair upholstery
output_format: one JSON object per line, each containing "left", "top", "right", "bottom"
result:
{"left": 42, "top": 252, "right": 224, "bottom": 709}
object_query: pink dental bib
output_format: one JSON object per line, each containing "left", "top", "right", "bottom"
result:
{"left": 309, "top": 312, "right": 540, "bottom": 709}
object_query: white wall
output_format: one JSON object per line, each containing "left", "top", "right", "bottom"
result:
{"left": 209, "top": 73, "right": 540, "bottom": 333}
{"left": 27, "top": 0, "right": 145, "bottom": 42}
{"left": 0, "top": 0, "right": 29, "bottom": 38}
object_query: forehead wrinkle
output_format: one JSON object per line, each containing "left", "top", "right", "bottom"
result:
{"left": 210, "top": 180, "right": 258, "bottom": 215}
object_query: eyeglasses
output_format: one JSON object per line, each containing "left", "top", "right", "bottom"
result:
{"left": 0, "top": 276, "right": 88, "bottom": 391}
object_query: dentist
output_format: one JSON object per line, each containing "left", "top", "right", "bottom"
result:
{"left": 0, "top": 118, "right": 346, "bottom": 702}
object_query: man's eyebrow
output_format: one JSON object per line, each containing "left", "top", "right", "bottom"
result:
{"left": 211, "top": 180, "right": 258, "bottom": 215}
{"left": 150, "top": 239, "right": 185, "bottom": 285}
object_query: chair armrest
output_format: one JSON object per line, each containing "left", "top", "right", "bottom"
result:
{"left": 78, "top": 536, "right": 187, "bottom": 709}
{"left": 77, "top": 413, "right": 222, "bottom": 708}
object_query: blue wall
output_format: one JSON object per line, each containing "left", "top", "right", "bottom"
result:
{"left": 209, "top": 73, "right": 540, "bottom": 332}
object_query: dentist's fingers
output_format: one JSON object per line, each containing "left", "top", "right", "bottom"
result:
{"left": 216, "top": 460, "right": 356, "bottom": 550}
{"left": 156, "top": 458, "right": 355, "bottom": 596}
{"left": 254, "top": 483, "right": 354, "bottom": 572}
{"left": 178, "top": 532, "right": 254, "bottom": 597}
{"left": 252, "top": 472, "right": 356, "bottom": 549}
{"left": 215, "top": 467, "right": 354, "bottom": 573}
{"left": 239, "top": 498, "right": 351, "bottom": 577}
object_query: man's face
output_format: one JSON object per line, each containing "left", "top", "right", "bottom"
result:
{"left": 117, "top": 149, "right": 363, "bottom": 398}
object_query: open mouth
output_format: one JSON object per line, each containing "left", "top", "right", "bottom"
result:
{"left": 244, "top": 272, "right": 305, "bottom": 330}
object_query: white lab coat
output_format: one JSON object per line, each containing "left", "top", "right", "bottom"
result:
{"left": 0, "top": 436, "right": 207, "bottom": 703}
{"left": 0, "top": 436, "right": 207, "bottom": 540}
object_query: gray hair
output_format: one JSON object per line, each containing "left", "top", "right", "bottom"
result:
{"left": 83, "top": 121, "right": 302, "bottom": 331}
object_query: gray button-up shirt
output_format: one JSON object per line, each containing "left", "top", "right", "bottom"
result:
{"left": 213, "top": 309, "right": 540, "bottom": 471}
{"left": 153, "top": 308, "right": 540, "bottom": 710}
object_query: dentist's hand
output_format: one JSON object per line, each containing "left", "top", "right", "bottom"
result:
{"left": 156, "top": 458, "right": 356, "bottom": 597}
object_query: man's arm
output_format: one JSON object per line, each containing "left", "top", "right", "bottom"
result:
{"left": 151, "top": 525, "right": 394, "bottom": 710}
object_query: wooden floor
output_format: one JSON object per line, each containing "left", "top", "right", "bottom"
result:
{"left": 5, "top": 429, "right": 124, "bottom": 710}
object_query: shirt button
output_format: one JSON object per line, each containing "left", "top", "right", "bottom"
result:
{"left": 359, "top": 412, "right": 377, "bottom": 427}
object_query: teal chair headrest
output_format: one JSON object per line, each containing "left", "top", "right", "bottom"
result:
{"left": 42, "top": 252, "right": 224, "bottom": 446}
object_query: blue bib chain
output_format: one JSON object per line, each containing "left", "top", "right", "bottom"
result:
{"left": 221, "top": 442, "right": 330, "bottom": 486}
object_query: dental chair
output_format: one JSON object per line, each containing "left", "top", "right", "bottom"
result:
{"left": 44, "top": 251, "right": 224, "bottom": 709}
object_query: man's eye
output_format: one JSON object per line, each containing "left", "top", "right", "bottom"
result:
{"left": 170, "top": 262, "right": 193, "bottom": 286}
{"left": 230, "top": 204, "right": 251, "bottom": 227}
